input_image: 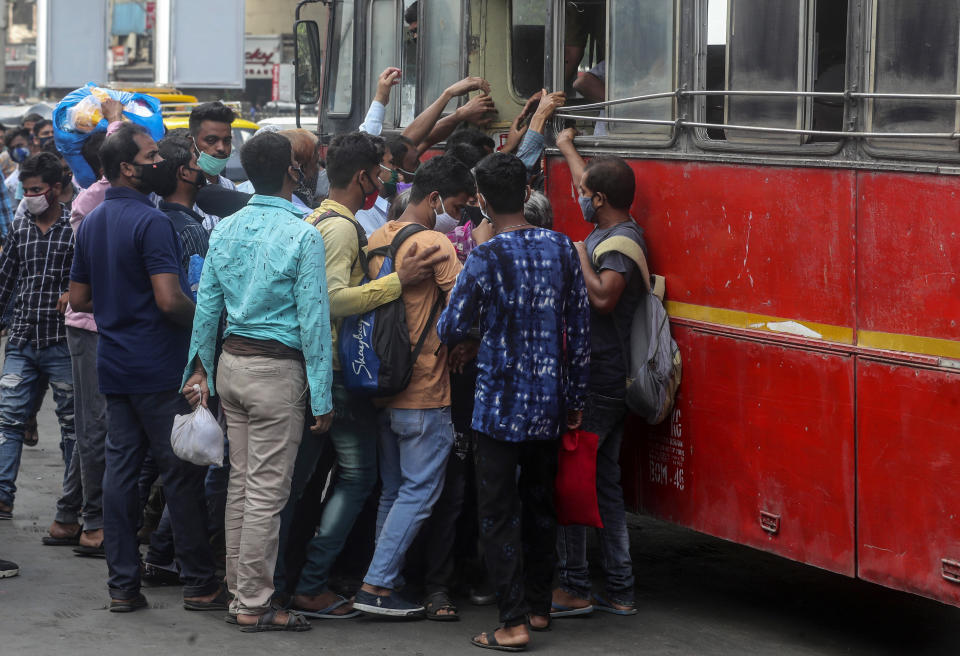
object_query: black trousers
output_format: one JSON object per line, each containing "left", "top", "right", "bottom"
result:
{"left": 474, "top": 432, "right": 559, "bottom": 628}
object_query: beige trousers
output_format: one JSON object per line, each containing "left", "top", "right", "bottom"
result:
{"left": 216, "top": 351, "right": 308, "bottom": 615}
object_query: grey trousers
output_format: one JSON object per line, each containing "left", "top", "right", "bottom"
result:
{"left": 67, "top": 326, "right": 108, "bottom": 531}
{"left": 54, "top": 441, "right": 82, "bottom": 524}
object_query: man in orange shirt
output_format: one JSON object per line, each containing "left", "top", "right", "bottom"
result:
{"left": 353, "top": 156, "right": 475, "bottom": 618}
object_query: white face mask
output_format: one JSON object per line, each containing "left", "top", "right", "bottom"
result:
{"left": 433, "top": 198, "right": 458, "bottom": 234}
{"left": 23, "top": 192, "right": 50, "bottom": 216}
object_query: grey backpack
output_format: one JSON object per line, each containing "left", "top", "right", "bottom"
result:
{"left": 592, "top": 236, "right": 682, "bottom": 425}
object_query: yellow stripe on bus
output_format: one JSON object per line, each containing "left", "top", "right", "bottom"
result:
{"left": 664, "top": 301, "right": 960, "bottom": 360}
{"left": 664, "top": 301, "right": 855, "bottom": 344}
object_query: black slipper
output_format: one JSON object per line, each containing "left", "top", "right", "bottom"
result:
{"left": 425, "top": 591, "right": 460, "bottom": 622}
{"left": 73, "top": 544, "right": 105, "bottom": 558}
{"left": 238, "top": 608, "right": 311, "bottom": 633}
{"left": 183, "top": 586, "right": 230, "bottom": 611}
{"left": 471, "top": 629, "right": 527, "bottom": 652}
{"left": 42, "top": 534, "right": 81, "bottom": 546}
{"left": 110, "top": 593, "right": 148, "bottom": 613}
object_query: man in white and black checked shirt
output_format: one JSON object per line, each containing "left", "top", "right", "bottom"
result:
{"left": 0, "top": 152, "right": 77, "bottom": 539}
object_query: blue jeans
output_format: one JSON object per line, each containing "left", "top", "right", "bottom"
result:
{"left": 0, "top": 341, "right": 74, "bottom": 509}
{"left": 102, "top": 391, "right": 218, "bottom": 600}
{"left": 364, "top": 407, "right": 454, "bottom": 590}
{"left": 294, "top": 375, "right": 378, "bottom": 596}
{"left": 556, "top": 392, "right": 635, "bottom": 605}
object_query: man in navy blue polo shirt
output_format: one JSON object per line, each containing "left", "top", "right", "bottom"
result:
{"left": 69, "top": 123, "right": 226, "bottom": 613}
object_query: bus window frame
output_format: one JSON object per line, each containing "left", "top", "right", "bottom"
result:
{"left": 861, "top": 0, "right": 960, "bottom": 163}
{"left": 690, "top": 0, "right": 847, "bottom": 157}
{"left": 365, "top": 0, "right": 402, "bottom": 128}
{"left": 508, "top": 0, "right": 549, "bottom": 105}
{"left": 557, "top": 0, "right": 682, "bottom": 150}
{"left": 415, "top": 0, "right": 470, "bottom": 118}
{"left": 326, "top": 0, "right": 359, "bottom": 120}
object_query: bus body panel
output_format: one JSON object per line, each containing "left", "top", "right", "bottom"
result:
{"left": 857, "top": 359, "right": 960, "bottom": 606}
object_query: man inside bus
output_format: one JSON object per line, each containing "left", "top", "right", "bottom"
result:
{"left": 286, "top": 133, "right": 448, "bottom": 619}
{"left": 189, "top": 101, "right": 238, "bottom": 232}
{"left": 551, "top": 128, "right": 642, "bottom": 617}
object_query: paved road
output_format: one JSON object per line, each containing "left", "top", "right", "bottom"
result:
{"left": 1, "top": 395, "right": 958, "bottom": 656}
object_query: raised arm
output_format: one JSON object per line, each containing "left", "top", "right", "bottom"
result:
{"left": 359, "top": 67, "right": 401, "bottom": 136}
{"left": 556, "top": 127, "right": 587, "bottom": 190}
{"left": 402, "top": 76, "right": 491, "bottom": 149}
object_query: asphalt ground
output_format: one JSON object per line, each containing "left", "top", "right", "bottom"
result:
{"left": 1, "top": 393, "right": 959, "bottom": 656}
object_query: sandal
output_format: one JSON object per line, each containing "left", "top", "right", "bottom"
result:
{"left": 238, "top": 608, "right": 312, "bottom": 633}
{"left": 183, "top": 586, "right": 230, "bottom": 611}
{"left": 471, "top": 628, "right": 527, "bottom": 652}
{"left": 425, "top": 590, "right": 459, "bottom": 622}
{"left": 592, "top": 593, "right": 638, "bottom": 616}
{"left": 291, "top": 594, "right": 360, "bottom": 619}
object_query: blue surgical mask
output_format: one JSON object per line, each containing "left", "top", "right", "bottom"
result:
{"left": 195, "top": 145, "right": 229, "bottom": 177}
{"left": 10, "top": 146, "right": 29, "bottom": 164}
{"left": 579, "top": 194, "right": 598, "bottom": 223}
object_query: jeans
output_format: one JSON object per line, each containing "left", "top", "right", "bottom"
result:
{"left": 364, "top": 407, "right": 454, "bottom": 590}
{"left": 556, "top": 392, "right": 635, "bottom": 605}
{"left": 475, "top": 432, "right": 559, "bottom": 628}
{"left": 0, "top": 341, "right": 75, "bottom": 509}
{"left": 67, "top": 327, "right": 108, "bottom": 530}
{"left": 294, "top": 373, "right": 378, "bottom": 596}
{"left": 102, "top": 390, "right": 218, "bottom": 601}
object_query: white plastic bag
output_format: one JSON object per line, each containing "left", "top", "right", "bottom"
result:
{"left": 171, "top": 390, "right": 224, "bottom": 467}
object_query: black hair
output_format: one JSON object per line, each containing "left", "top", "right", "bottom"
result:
{"left": 4, "top": 128, "right": 30, "bottom": 150}
{"left": 325, "top": 132, "right": 379, "bottom": 189}
{"left": 166, "top": 127, "right": 191, "bottom": 139}
{"left": 20, "top": 152, "right": 64, "bottom": 187}
{"left": 474, "top": 152, "right": 527, "bottom": 214}
{"left": 100, "top": 123, "right": 149, "bottom": 181}
{"left": 32, "top": 119, "right": 53, "bottom": 137}
{"left": 0, "top": 123, "right": 7, "bottom": 132}
{"left": 584, "top": 155, "right": 635, "bottom": 210}
{"left": 409, "top": 155, "right": 476, "bottom": 204}
{"left": 21, "top": 112, "right": 43, "bottom": 127}
{"left": 446, "top": 124, "right": 495, "bottom": 153}
{"left": 386, "top": 135, "right": 414, "bottom": 169}
{"left": 366, "top": 134, "right": 386, "bottom": 163}
{"left": 81, "top": 131, "right": 108, "bottom": 177}
{"left": 240, "top": 131, "right": 292, "bottom": 195}
{"left": 188, "top": 101, "right": 236, "bottom": 136}
{"left": 158, "top": 135, "right": 194, "bottom": 170}
{"left": 40, "top": 140, "right": 63, "bottom": 158}
{"left": 444, "top": 142, "right": 485, "bottom": 170}
{"left": 404, "top": 1, "right": 418, "bottom": 24}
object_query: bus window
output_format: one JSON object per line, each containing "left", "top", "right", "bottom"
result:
{"left": 869, "top": 1, "right": 960, "bottom": 154}
{"left": 401, "top": 0, "right": 417, "bottom": 126}
{"left": 702, "top": 0, "right": 847, "bottom": 146}
{"left": 511, "top": 0, "right": 547, "bottom": 100}
{"left": 420, "top": 0, "right": 463, "bottom": 114}
{"left": 328, "top": 0, "right": 356, "bottom": 115}
{"left": 369, "top": 0, "right": 399, "bottom": 125}
{"left": 606, "top": 0, "right": 675, "bottom": 137}
{"left": 564, "top": 0, "right": 606, "bottom": 93}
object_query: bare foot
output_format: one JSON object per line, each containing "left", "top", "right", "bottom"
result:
{"left": 48, "top": 521, "right": 81, "bottom": 539}
{"left": 529, "top": 613, "right": 550, "bottom": 630}
{"left": 292, "top": 591, "right": 355, "bottom": 616}
{"left": 552, "top": 587, "right": 591, "bottom": 610}
{"left": 79, "top": 528, "right": 103, "bottom": 548}
{"left": 237, "top": 609, "right": 295, "bottom": 626}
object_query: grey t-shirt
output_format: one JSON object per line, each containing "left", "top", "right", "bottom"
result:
{"left": 584, "top": 220, "right": 647, "bottom": 397}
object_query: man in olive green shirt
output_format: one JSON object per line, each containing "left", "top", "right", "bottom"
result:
{"left": 284, "top": 132, "right": 446, "bottom": 618}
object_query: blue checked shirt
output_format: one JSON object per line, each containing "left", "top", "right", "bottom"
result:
{"left": 184, "top": 194, "right": 334, "bottom": 416}
{"left": 438, "top": 227, "right": 590, "bottom": 442}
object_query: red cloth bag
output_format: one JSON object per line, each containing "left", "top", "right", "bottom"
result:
{"left": 554, "top": 429, "right": 603, "bottom": 528}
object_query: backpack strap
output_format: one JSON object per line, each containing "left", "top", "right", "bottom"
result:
{"left": 592, "top": 235, "right": 666, "bottom": 301}
{"left": 311, "top": 208, "right": 368, "bottom": 271}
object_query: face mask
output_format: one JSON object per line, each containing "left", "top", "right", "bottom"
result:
{"left": 37, "top": 136, "right": 54, "bottom": 149}
{"left": 433, "top": 198, "right": 458, "bottom": 234}
{"left": 461, "top": 205, "right": 483, "bottom": 228}
{"left": 195, "top": 145, "right": 230, "bottom": 177}
{"left": 10, "top": 147, "right": 29, "bottom": 164}
{"left": 396, "top": 181, "right": 413, "bottom": 195}
{"left": 61, "top": 169, "right": 73, "bottom": 189}
{"left": 23, "top": 191, "right": 51, "bottom": 216}
{"left": 579, "top": 194, "right": 598, "bottom": 223}
{"left": 379, "top": 164, "right": 399, "bottom": 198}
{"left": 135, "top": 160, "right": 177, "bottom": 196}
{"left": 184, "top": 165, "right": 207, "bottom": 189}
{"left": 477, "top": 194, "right": 493, "bottom": 222}
{"left": 315, "top": 169, "right": 329, "bottom": 198}
{"left": 360, "top": 172, "right": 379, "bottom": 211}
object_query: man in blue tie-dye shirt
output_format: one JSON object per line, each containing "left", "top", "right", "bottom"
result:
{"left": 437, "top": 153, "right": 590, "bottom": 652}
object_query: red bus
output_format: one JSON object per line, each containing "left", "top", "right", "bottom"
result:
{"left": 294, "top": 0, "right": 960, "bottom": 608}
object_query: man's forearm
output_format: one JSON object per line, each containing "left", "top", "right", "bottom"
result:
{"left": 403, "top": 90, "right": 453, "bottom": 146}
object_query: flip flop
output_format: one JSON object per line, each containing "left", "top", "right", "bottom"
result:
{"left": 291, "top": 595, "right": 360, "bottom": 619}
{"left": 471, "top": 629, "right": 527, "bottom": 652}
{"left": 73, "top": 544, "right": 106, "bottom": 558}
{"left": 42, "top": 534, "right": 81, "bottom": 546}
{"left": 425, "top": 591, "right": 460, "bottom": 622}
{"left": 549, "top": 602, "right": 594, "bottom": 618}
{"left": 592, "top": 594, "right": 638, "bottom": 616}
{"left": 183, "top": 586, "right": 231, "bottom": 611}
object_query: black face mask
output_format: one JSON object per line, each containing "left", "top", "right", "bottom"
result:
{"left": 461, "top": 205, "right": 483, "bottom": 228}
{"left": 135, "top": 160, "right": 179, "bottom": 197}
{"left": 183, "top": 165, "right": 207, "bottom": 189}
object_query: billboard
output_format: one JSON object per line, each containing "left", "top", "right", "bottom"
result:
{"left": 155, "top": 0, "right": 246, "bottom": 88}
{"left": 37, "top": 0, "right": 108, "bottom": 89}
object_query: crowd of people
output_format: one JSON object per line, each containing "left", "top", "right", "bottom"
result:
{"left": 0, "top": 67, "right": 648, "bottom": 652}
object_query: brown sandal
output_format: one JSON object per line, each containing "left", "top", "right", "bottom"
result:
{"left": 238, "top": 608, "right": 311, "bottom": 633}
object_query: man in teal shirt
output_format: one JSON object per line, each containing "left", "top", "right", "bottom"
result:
{"left": 183, "top": 131, "right": 332, "bottom": 633}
